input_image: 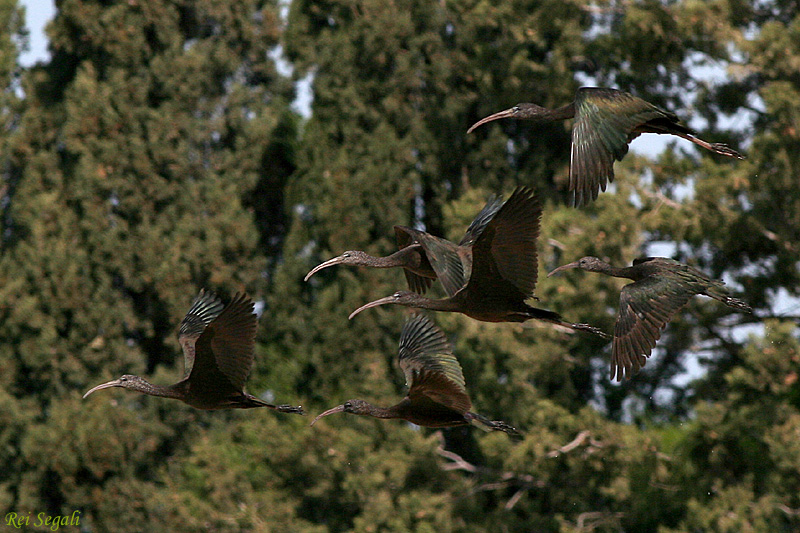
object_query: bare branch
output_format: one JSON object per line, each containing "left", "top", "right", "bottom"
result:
{"left": 547, "top": 430, "right": 592, "bottom": 458}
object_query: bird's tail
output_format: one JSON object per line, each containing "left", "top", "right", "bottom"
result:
{"left": 466, "top": 412, "right": 522, "bottom": 438}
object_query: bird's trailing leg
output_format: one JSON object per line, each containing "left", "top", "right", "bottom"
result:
{"left": 680, "top": 133, "right": 745, "bottom": 160}
{"left": 466, "top": 412, "right": 522, "bottom": 438}
{"left": 532, "top": 312, "right": 610, "bottom": 339}
{"left": 567, "top": 322, "right": 610, "bottom": 339}
{"left": 722, "top": 296, "right": 752, "bottom": 313}
{"left": 274, "top": 404, "right": 305, "bottom": 415}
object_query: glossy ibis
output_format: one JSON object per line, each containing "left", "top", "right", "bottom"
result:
{"left": 468, "top": 87, "right": 744, "bottom": 206}
{"left": 348, "top": 187, "right": 608, "bottom": 338}
{"left": 83, "top": 290, "right": 304, "bottom": 413}
{"left": 548, "top": 256, "right": 752, "bottom": 380}
{"left": 304, "top": 195, "right": 505, "bottom": 296}
{"left": 311, "top": 314, "right": 520, "bottom": 435}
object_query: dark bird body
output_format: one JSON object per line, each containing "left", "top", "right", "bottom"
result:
{"left": 349, "top": 187, "right": 607, "bottom": 338}
{"left": 83, "top": 290, "right": 304, "bottom": 413}
{"left": 311, "top": 314, "right": 519, "bottom": 435}
{"left": 304, "top": 195, "right": 505, "bottom": 297}
{"left": 468, "top": 87, "right": 744, "bottom": 206}
{"left": 549, "top": 256, "right": 752, "bottom": 380}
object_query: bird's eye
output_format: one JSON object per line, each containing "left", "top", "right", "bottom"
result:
{"left": 513, "top": 105, "right": 521, "bottom": 112}
{"left": 120, "top": 376, "right": 128, "bottom": 382}
{"left": 342, "top": 252, "right": 351, "bottom": 257}
{"left": 394, "top": 292, "right": 402, "bottom": 298}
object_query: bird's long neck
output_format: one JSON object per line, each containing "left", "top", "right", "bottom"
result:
{"left": 408, "top": 295, "right": 464, "bottom": 313}
{"left": 383, "top": 247, "right": 423, "bottom": 268}
{"left": 522, "top": 102, "right": 575, "bottom": 122}
{"left": 134, "top": 378, "right": 185, "bottom": 400}
{"left": 355, "top": 401, "right": 399, "bottom": 419}
{"left": 591, "top": 262, "right": 636, "bottom": 280}
{"left": 604, "top": 265, "right": 635, "bottom": 279}
{"left": 542, "top": 102, "right": 576, "bottom": 121}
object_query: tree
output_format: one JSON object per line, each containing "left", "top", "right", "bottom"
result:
{"left": 0, "top": 0, "right": 298, "bottom": 526}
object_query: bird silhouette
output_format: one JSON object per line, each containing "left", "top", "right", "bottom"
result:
{"left": 468, "top": 87, "right": 744, "bottom": 206}
{"left": 348, "top": 187, "right": 608, "bottom": 338}
{"left": 548, "top": 256, "right": 752, "bottom": 380}
{"left": 304, "top": 195, "right": 505, "bottom": 296}
{"left": 83, "top": 290, "right": 304, "bottom": 412}
{"left": 311, "top": 314, "right": 520, "bottom": 435}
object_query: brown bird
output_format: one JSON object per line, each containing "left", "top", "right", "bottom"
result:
{"left": 83, "top": 290, "right": 304, "bottom": 412}
{"left": 468, "top": 87, "right": 744, "bottom": 206}
{"left": 311, "top": 314, "right": 520, "bottom": 435}
{"left": 348, "top": 187, "right": 608, "bottom": 338}
{"left": 548, "top": 256, "right": 752, "bottom": 381}
{"left": 304, "top": 195, "right": 505, "bottom": 296}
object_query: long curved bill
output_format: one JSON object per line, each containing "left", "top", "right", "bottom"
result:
{"left": 310, "top": 404, "right": 345, "bottom": 426}
{"left": 83, "top": 379, "right": 122, "bottom": 399}
{"left": 547, "top": 261, "right": 581, "bottom": 277}
{"left": 467, "top": 107, "right": 517, "bottom": 134}
{"left": 348, "top": 295, "right": 395, "bottom": 320}
{"left": 304, "top": 255, "right": 347, "bottom": 282}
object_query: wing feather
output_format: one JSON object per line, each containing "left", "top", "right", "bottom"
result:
{"left": 611, "top": 276, "right": 694, "bottom": 380}
{"left": 394, "top": 226, "right": 434, "bottom": 294}
{"left": 190, "top": 293, "right": 257, "bottom": 392}
{"left": 398, "top": 315, "right": 471, "bottom": 413}
{"left": 404, "top": 228, "right": 468, "bottom": 297}
{"left": 178, "top": 290, "right": 225, "bottom": 377}
{"left": 469, "top": 187, "right": 541, "bottom": 298}
{"left": 571, "top": 88, "right": 671, "bottom": 206}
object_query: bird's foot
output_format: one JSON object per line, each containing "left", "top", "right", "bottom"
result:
{"left": 571, "top": 323, "right": 611, "bottom": 339}
{"left": 725, "top": 297, "right": 752, "bottom": 313}
{"left": 488, "top": 420, "right": 523, "bottom": 438}
{"left": 709, "top": 142, "right": 745, "bottom": 160}
{"left": 276, "top": 404, "right": 305, "bottom": 415}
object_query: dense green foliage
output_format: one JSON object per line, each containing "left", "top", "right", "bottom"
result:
{"left": 1, "top": 0, "right": 798, "bottom": 530}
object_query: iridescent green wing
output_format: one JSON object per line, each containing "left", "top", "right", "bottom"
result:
{"left": 611, "top": 272, "right": 696, "bottom": 381}
{"left": 398, "top": 315, "right": 471, "bottom": 414}
{"left": 178, "top": 289, "right": 225, "bottom": 377}
{"left": 394, "top": 226, "right": 434, "bottom": 295}
{"left": 401, "top": 227, "right": 467, "bottom": 298}
{"left": 571, "top": 88, "right": 673, "bottom": 206}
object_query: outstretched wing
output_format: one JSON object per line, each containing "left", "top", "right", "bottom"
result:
{"left": 178, "top": 290, "right": 225, "bottom": 377}
{"left": 611, "top": 274, "right": 696, "bottom": 381}
{"left": 189, "top": 293, "right": 258, "bottom": 392}
{"left": 467, "top": 186, "right": 541, "bottom": 299}
{"left": 394, "top": 226, "right": 434, "bottom": 295}
{"left": 570, "top": 88, "right": 673, "bottom": 206}
{"left": 398, "top": 314, "right": 471, "bottom": 414}
{"left": 401, "top": 227, "right": 467, "bottom": 298}
{"left": 459, "top": 193, "right": 504, "bottom": 247}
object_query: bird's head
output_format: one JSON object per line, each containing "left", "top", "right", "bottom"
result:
{"left": 310, "top": 399, "right": 371, "bottom": 426}
{"left": 467, "top": 103, "right": 547, "bottom": 133}
{"left": 83, "top": 374, "right": 145, "bottom": 399}
{"left": 348, "top": 291, "right": 417, "bottom": 319}
{"left": 548, "top": 256, "right": 608, "bottom": 276}
{"left": 304, "top": 251, "right": 371, "bottom": 281}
